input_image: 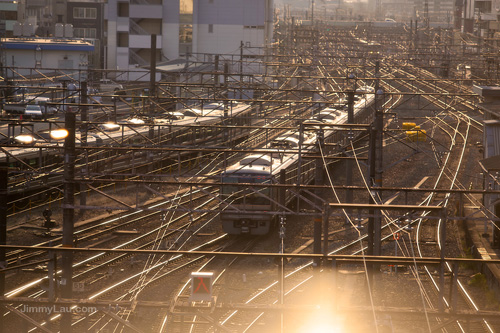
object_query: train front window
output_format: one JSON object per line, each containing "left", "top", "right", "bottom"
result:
{"left": 221, "top": 176, "right": 239, "bottom": 196}
{"left": 222, "top": 174, "right": 271, "bottom": 205}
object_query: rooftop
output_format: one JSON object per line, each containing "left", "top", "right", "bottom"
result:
{"left": 1, "top": 37, "right": 94, "bottom": 51}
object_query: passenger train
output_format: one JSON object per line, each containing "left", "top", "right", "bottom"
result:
{"left": 2, "top": 102, "right": 254, "bottom": 195}
{"left": 220, "top": 87, "right": 375, "bottom": 235}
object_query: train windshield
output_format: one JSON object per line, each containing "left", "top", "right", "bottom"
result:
{"left": 222, "top": 173, "right": 271, "bottom": 205}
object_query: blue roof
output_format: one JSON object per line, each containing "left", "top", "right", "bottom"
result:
{"left": 2, "top": 41, "right": 94, "bottom": 52}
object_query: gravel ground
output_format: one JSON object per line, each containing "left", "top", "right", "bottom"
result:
{"left": 6, "top": 100, "right": 498, "bottom": 332}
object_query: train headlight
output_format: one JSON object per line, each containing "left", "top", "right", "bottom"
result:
{"left": 14, "top": 134, "right": 35, "bottom": 144}
{"left": 49, "top": 129, "right": 69, "bottom": 140}
{"left": 101, "top": 122, "right": 120, "bottom": 132}
{"left": 127, "top": 118, "right": 145, "bottom": 125}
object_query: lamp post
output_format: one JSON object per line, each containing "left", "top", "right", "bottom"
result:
{"left": 61, "top": 111, "right": 76, "bottom": 332}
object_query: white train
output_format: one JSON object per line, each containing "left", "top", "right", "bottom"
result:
{"left": 220, "top": 87, "right": 375, "bottom": 235}
{"left": 2, "top": 102, "right": 254, "bottom": 195}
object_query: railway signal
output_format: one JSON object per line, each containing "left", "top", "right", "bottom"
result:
{"left": 190, "top": 272, "right": 213, "bottom": 302}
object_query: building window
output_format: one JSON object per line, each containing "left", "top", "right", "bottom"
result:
{"left": 118, "top": 2, "right": 129, "bottom": 17}
{"left": 180, "top": 24, "right": 192, "bottom": 43}
{"left": 117, "top": 32, "right": 129, "bottom": 47}
{"left": 4, "top": 11, "right": 17, "bottom": 20}
{"left": 244, "top": 26, "right": 264, "bottom": 29}
{"left": 208, "top": 24, "right": 213, "bottom": 33}
{"left": 73, "top": 7, "right": 97, "bottom": 19}
{"left": 74, "top": 28, "right": 97, "bottom": 39}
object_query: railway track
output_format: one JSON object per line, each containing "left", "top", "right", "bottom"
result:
{"left": 3, "top": 25, "right": 499, "bottom": 333}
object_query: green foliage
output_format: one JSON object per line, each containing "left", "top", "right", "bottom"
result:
{"left": 468, "top": 273, "right": 488, "bottom": 290}
{"left": 468, "top": 274, "right": 500, "bottom": 309}
{"left": 460, "top": 248, "right": 476, "bottom": 271}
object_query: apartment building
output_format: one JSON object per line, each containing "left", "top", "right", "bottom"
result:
{"left": 105, "top": 0, "right": 273, "bottom": 77}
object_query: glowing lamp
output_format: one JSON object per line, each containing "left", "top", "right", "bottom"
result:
{"left": 102, "top": 122, "right": 120, "bottom": 131}
{"left": 127, "top": 118, "right": 145, "bottom": 125}
{"left": 50, "top": 128, "right": 69, "bottom": 140}
{"left": 14, "top": 134, "right": 35, "bottom": 144}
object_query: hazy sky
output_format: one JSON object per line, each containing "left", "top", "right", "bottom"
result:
{"left": 274, "top": 0, "right": 312, "bottom": 8}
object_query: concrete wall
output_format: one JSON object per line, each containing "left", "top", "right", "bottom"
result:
{"left": 106, "top": 0, "right": 269, "bottom": 75}
{"left": 5, "top": 47, "right": 89, "bottom": 79}
{"left": 193, "top": 0, "right": 266, "bottom": 55}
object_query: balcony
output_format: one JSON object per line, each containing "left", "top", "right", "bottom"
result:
{"left": 129, "top": 5, "right": 163, "bottom": 19}
{"left": 130, "top": 0, "right": 162, "bottom": 4}
{"left": 129, "top": 34, "right": 162, "bottom": 48}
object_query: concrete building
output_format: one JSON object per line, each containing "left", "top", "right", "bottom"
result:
{"left": 0, "top": 0, "right": 19, "bottom": 38}
{"left": 456, "top": 0, "right": 500, "bottom": 35}
{"left": 11, "top": 1, "right": 105, "bottom": 68}
{"left": 16, "top": 0, "right": 57, "bottom": 36}
{"left": 104, "top": 0, "right": 273, "bottom": 79}
{"left": 66, "top": 1, "right": 106, "bottom": 69}
{"left": 1, "top": 37, "right": 94, "bottom": 80}
{"left": 481, "top": 120, "right": 500, "bottom": 248}
{"left": 474, "top": 85, "right": 500, "bottom": 248}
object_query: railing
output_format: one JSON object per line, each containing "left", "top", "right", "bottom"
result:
{"left": 129, "top": 19, "right": 150, "bottom": 36}
{"left": 129, "top": 49, "right": 148, "bottom": 67}
{"left": 130, "top": 0, "right": 151, "bottom": 5}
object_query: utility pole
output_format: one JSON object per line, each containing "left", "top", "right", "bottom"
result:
{"left": 311, "top": 0, "right": 315, "bottom": 24}
{"left": 279, "top": 169, "right": 286, "bottom": 333}
{"left": 322, "top": 201, "right": 329, "bottom": 259}
{"left": 368, "top": 125, "right": 376, "bottom": 257}
{"left": 264, "top": 0, "right": 273, "bottom": 77}
{"left": 345, "top": 75, "right": 356, "bottom": 225}
{"left": 240, "top": 41, "right": 244, "bottom": 76}
{"left": 0, "top": 163, "right": 7, "bottom": 333}
{"left": 368, "top": 62, "right": 383, "bottom": 262}
{"left": 415, "top": 19, "right": 419, "bottom": 49}
{"left": 61, "top": 111, "right": 76, "bottom": 333}
{"left": 374, "top": 83, "right": 384, "bottom": 258}
{"left": 240, "top": 41, "right": 244, "bottom": 100}
{"left": 150, "top": 33, "right": 157, "bottom": 110}
{"left": 148, "top": 34, "right": 157, "bottom": 172}
{"left": 214, "top": 54, "right": 220, "bottom": 88}
{"left": 313, "top": 129, "right": 324, "bottom": 270}
{"left": 79, "top": 81, "right": 87, "bottom": 218}
{"left": 424, "top": 0, "right": 430, "bottom": 31}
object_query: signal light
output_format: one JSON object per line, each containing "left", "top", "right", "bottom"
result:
{"left": 190, "top": 272, "right": 213, "bottom": 302}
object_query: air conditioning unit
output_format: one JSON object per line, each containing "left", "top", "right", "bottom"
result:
{"left": 55, "top": 23, "right": 64, "bottom": 37}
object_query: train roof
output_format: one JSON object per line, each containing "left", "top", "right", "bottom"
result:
{"left": 271, "top": 136, "right": 300, "bottom": 148}
{"left": 239, "top": 155, "right": 272, "bottom": 166}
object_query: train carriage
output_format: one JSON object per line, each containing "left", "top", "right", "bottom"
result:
{"left": 1, "top": 101, "right": 254, "bottom": 195}
{"left": 220, "top": 87, "right": 375, "bottom": 235}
